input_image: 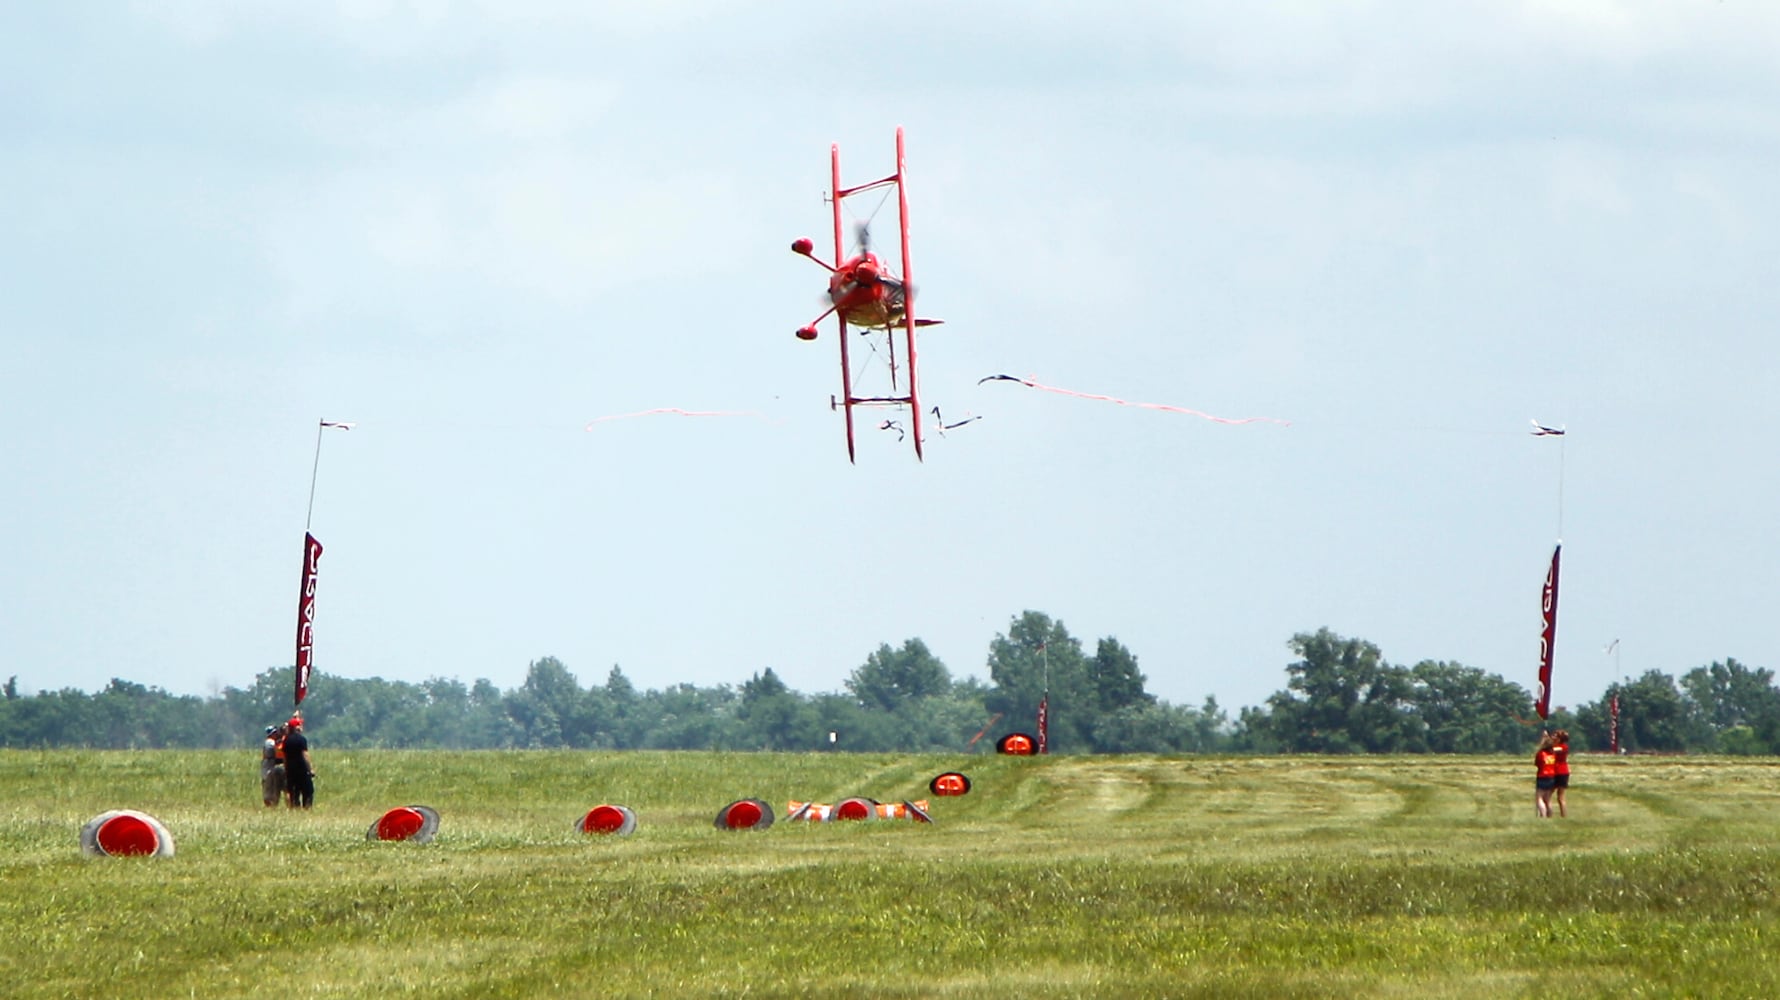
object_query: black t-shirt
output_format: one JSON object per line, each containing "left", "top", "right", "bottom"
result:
{"left": 283, "top": 730, "right": 310, "bottom": 775}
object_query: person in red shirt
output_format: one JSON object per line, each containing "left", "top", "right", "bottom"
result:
{"left": 1533, "top": 731, "right": 1559, "bottom": 818}
{"left": 1550, "top": 729, "right": 1572, "bottom": 818}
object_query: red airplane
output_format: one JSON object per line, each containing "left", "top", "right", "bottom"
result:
{"left": 792, "top": 127, "right": 940, "bottom": 462}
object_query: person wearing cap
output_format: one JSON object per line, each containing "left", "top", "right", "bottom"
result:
{"left": 283, "top": 716, "right": 315, "bottom": 809}
{"left": 260, "top": 724, "right": 287, "bottom": 807}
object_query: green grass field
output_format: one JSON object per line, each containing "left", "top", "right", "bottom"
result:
{"left": 3, "top": 751, "right": 1777, "bottom": 998}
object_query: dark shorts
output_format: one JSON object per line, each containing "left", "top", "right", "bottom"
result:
{"left": 1553, "top": 774, "right": 1569, "bottom": 788}
{"left": 1536, "top": 777, "right": 1557, "bottom": 790}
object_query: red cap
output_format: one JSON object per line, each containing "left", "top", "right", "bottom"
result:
{"left": 288, "top": 717, "right": 302, "bottom": 728}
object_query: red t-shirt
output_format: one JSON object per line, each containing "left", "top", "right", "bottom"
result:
{"left": 1552, "top": 743, "right": 1570, "bottom": 776}
{"left": 1535, "top": 749, "right": 1559, "bottom": 778}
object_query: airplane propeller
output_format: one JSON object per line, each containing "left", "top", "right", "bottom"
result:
{"left": 849, "top": 223, "right": 914, "bottom": 302}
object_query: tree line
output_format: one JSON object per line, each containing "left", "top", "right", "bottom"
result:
{"left": 2, "top": 615, "right": 1775, "bottom": 754}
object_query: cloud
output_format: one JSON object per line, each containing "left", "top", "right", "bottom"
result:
{"left": 293, "top": 75, "right": 620, "bottom": 151}
{"left": 127, "top": 0, "right": 748, "bottom": 50}
{"left": 259, "top": 153, "right": 738, "bottom": 320}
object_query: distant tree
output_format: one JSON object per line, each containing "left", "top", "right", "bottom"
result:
{"left": 94, "top": 679, "right": 153, "bottom": 748}
{"left": 837, "top": 638, "right": 976, "bottom": 749}
{"left": 1249, "top": 628, "right": 1421, "bottom": 753}
{"left": 467, "top": 677, "right": 521, "bottom": 747}
{"left": 494, "top": 658, "right": 574, "bottom": 747}
{"left": 1232, "top": 704, "right": 1276, "bottom": 752}
{"left": 1089, "top": 637, "right": 1154, "bottom": 715}
{"left": 1611, "top": 669, "right": 1710, "bottom": 752}
{"left": 604, "top": 666, "right": 643, "bottom": 748}
{"left": 639, "top": 683, "right": 739, "bottom": 749}
{"left": 984, "top": 611, "right": 1094, "bottom": 751}
{"left": 26, "top": 632, "right": 1761, "bottom": 756}
{"left": 417, "top": 678, "right": 473, "bottom": 748}
{"left": 0, "top": 688, "right": 94, "bottom": 746}
{"left": 1719, "top": 725, "right": 1766, "bottom": 755}
{"left": 739, "top": 668, "right": 819, "bottom": 750}
{"left": 506, "top": 656, "right": 619, "bottom": 748}
{"left": 1190, "top": 696, "right": 1234, "bottom": 753}
{"left": 846, "top": 639, "right": 952, "bottom": 713}
{"left": 805, "top": 691, "right": 884, "bottom": 750}
{"left": 317, "top": 676, "right": 427, "bottom": 747}
{"left": 1407, "top": 660, "right": 1535, "bottom": 753}
{"left": 1088, "top": 700, "right": 1225, "bottom": 753}
{"left": 221, "top": 666, "right": 298, "bottom": 743}
{"left": 1679, "top": 658, "right": 1780, "bottom": 752}
{"left": 916, "top": 679, "right": 996, "bottom": 750}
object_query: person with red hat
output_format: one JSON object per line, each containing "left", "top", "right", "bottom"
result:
{"left": 283, "top": 715, "right": 315, "bottom": 809}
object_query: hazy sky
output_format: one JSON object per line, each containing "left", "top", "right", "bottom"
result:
{"left": 4, "top": 2, "right": 1776, "bottom": 716}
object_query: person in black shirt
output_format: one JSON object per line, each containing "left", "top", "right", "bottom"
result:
{"left": 283, "top": 716, "right": 315, "bottom": 809}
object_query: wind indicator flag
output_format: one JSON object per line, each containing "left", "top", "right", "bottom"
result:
{"left": 1036, "top": 694, "right": 1049, "bottom": 755}
{"left": 1605, "top": 638, "right": 1621, "bottom": 753}
{"left": 296, "top": 418, "right": 352, "bottom": 707}
{"left": 1535, "top": 544, "right": 1562, "bottom": 719}
{"left": 294, "top": 532, "right": 323, "bottom": 706}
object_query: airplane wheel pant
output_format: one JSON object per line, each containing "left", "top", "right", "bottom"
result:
{"left": 81, "top": 810, "right": 175, "bottom": 858}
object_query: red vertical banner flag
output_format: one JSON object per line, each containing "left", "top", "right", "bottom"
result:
{"left": 294, "top": 532, "right": 323, "bottom": 706}
{"left": 1535, "top": 543, "right": 1562, "bottom": 720}
{"left": 1608, "top": 693, "right": 1620, "bottom": 753}
{"left": 1036, "top": 694, "right": 1049, "bottom": 754}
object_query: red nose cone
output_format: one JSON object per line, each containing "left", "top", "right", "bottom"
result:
{"left": 796, "top": 326, "right": 818, "bottom": 341}
{"left": 791, "top": 238, "right": 814, "bottom": 255}
{"left": 853, "top": 261, "right": 879, "bottom": 284}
